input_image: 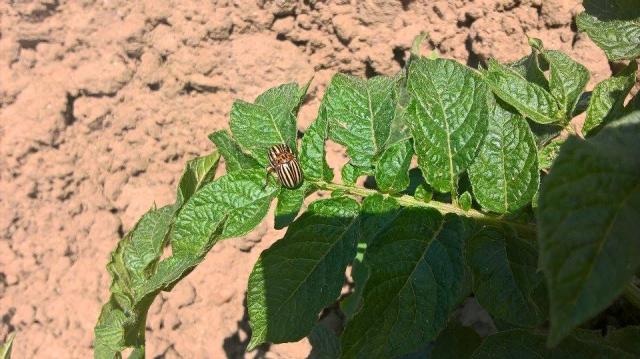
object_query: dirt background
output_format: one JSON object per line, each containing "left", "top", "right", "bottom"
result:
{"left": 0, "top": 0, "right": 615, "bottom": 358}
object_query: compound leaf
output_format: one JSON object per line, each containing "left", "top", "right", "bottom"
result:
{"left": 468, "top": 101, "right": 539, "bottom": 214}
{"left": 325, "top": 74, "right": 396, "bottom": 168}
{"left": 247, "top": 197, "right": 360, "bottom": 349}
{"left": 484, "top": 59, "right": 561, "bottom": 124}
{"left": 375, "top": 139, "right": 413, "bottom": 193}
{"left": 340, "top": 208, "right": 465, "bottom": 359}
{"left": 539, "top": 111, "right": 640, "bottom": 345}
{"left": 407, "top": 57, "right": 489, "bottom": 194}
{"left": 230, "top": 82, "right": 307, "bottom": 165}
{"left": 582, "top": 61, "right": 637, "bottom": 136}
{"left": 208, "top": 130, "right": 260, "bottom": 173}
{"left": 466, "top": 226, "right": 544, "bottom": 327}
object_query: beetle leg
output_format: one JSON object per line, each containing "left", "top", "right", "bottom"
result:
{"left": 264, "top": 166, "right": 275, "bottom": 189}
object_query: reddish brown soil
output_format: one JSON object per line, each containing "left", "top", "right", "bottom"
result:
{"left": 0, "top": 0, "right": 612, "bottom": 358}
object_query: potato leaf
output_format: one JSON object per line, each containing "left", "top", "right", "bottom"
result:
{"left": 577, "top": 0, "right": 640, "bottom": 61}
{"left": 208, "top": 130, "right": 259, "bottom": 173}
{"left": 340, "top": 209, "right": 465, "bottom": 359}
{"left": 374, "top": 139, "right": 413, "bottom": 193}
{"left": 484, "top": 59, "right": 561, "bottom": 124}
{"left": 468, "top": 101, "right": 539, "bottom": 214}
{"left": 230, "top": 82, "right": 307, "bottom": 165}
{"left": 582, "top": 61, "right": 637, "bottom": 136}
{"left": 325, "top": 74, "right": 396, "bottom": 168}
{"left": 539, "top": 111, "right": 640, "bottom": 345}
{"left": 407, "top": 57, "right": 489, "bottom": 194}
{"left": 247, "top": 197, "right": 360, "bottom": 349}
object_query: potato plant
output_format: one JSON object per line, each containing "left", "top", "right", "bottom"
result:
{"left": 94, "top": 1, "right": 640, "bottom": 358}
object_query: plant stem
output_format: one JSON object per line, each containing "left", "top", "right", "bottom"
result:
{"left": 623, "top": 280, "right": 640, "bottom": 310}
{"left": 314, "top": 181, "right": 537, "bottom": 238}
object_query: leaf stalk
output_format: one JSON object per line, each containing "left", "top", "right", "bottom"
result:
{"left": 314, "top": 181, "right": 537, "bottom": 238}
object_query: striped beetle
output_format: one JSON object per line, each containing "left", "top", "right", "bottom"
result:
{"left": 266, "top": 144, "right": 303, "bottom": 189}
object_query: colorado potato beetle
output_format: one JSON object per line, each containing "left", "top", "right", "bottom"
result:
{"left": 266, "top": 144, "right": 303, "bottom": 189}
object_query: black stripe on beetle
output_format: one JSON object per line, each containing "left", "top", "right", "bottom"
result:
{"left": 266, "top": 144, "right": 303, "bottom": 189}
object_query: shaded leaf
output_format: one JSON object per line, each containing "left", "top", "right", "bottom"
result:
{"left": 582, "top": 61, "right": 637, "bottom": 136}
{"left": 208, "top": 130, "right": 260, "bottom": 173}
{"left": 468, "top": 101, "right": 539, "bottom": 214}
{"left": 247, "top": 197, "right": 360, "bottom": 349}
{"left": 340, "top": 208, "right": 466, "bottom": 359}
{"left": 407, "top": 57, "right": 490, "bottom": 194}
{"left": 431, "top": 322, "right": 482, "bottom": 359}
{"left": 309, "top": 324, "right": 341, "bottom": 359}
{"left": 484, "top": 59, "right": 561, "bottom": 124}
{"left": 325, "top": 74, "right": 396, "bottom": 168}
{"left": 374, "top": 139, "right": 413, "bottom": 193}
{"left": 274, "top": 183, "right": 311, "bottom": 229}
{"left": 605, "top": 326, "right": 640, "bottom": 356}
{"left": 230, "top": 82, "right": 307, "bottom": 165}
{"left": 471, "top": 329, "right": 634, "bottom": 358}
{"left": 539, "top": 112, "right": 640, "bottom": 345}
{"left": 466, "top": 226, "right": 544, "bottom": 327}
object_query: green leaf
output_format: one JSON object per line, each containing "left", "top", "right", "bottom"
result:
{"left": 325, "top": 74, "right": 397, "bottom": 168}
{"left": 471, "top": 329, "right": 635, "bottom": 358}
{"left": 374, "top": 139, "right": 413, "bottom": 193}
{"left": 414, "top": 183, "right": 433, "bottom": 202}
{"left": 407, "top": 57, "right": 490, "bottom": 194}
{"left": 0, "top": 333, "right": 15, "bottom": 359}
{"left": 431, "top": 322, "right": 482, "bottom": 359}
{"left": 484, "top": 59, "right": 561, "bottom": 124}
{"left": 274, "top": 183, "right": 310, "bottom": 229}
{"left": 468, "top": 101, "right": 539, "bottom": 214}
{"left": 341, "top": 162, "right": 373, "bottom": 186}
{"left": 208, "top": 130, "right": 260, "bottom": 173}
{"left": 577, "top": 0, "right": 640, "bottom": 61}
{"left": 175, "top": 151, "right": 220, "bottom": 207}
{"left": 466, "top": 226, "right": 544, "bottom": 327}
{"left": 582, "top": 61, "right": 637, "bottom": 136}
{"left": 172, "top": 169, "right": 279, "bottom": 256}
{"left": 538, "top": 137, "right": 565, "bottom": 171}
{"left": 542, "top": 50, "right": 590, "bottom": 121}
{"left": 300, "top": 105, "right": 334, "bottom": 182}
{"left": 230, "top": 82, "right": 307, "bottom": 165}
{"left": 247, "top": 197, "right": 360, "bottom": 349}
{"left": 509, "top": 51, "right": 549, "bottom": 90}
{"left": 459, "top": 191, "right": 472, "bottom": 211}
{"left": 308, "top": 324, "right": 341, "bottom": 359}
{"left": 340, "top": 208, "right": 466, "bottom": 359}
{"left": 538, "top": 112, "right": 640, "bottom": 345}
{"left": 94, "top": 206, "right": 175, "bottom": 359}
